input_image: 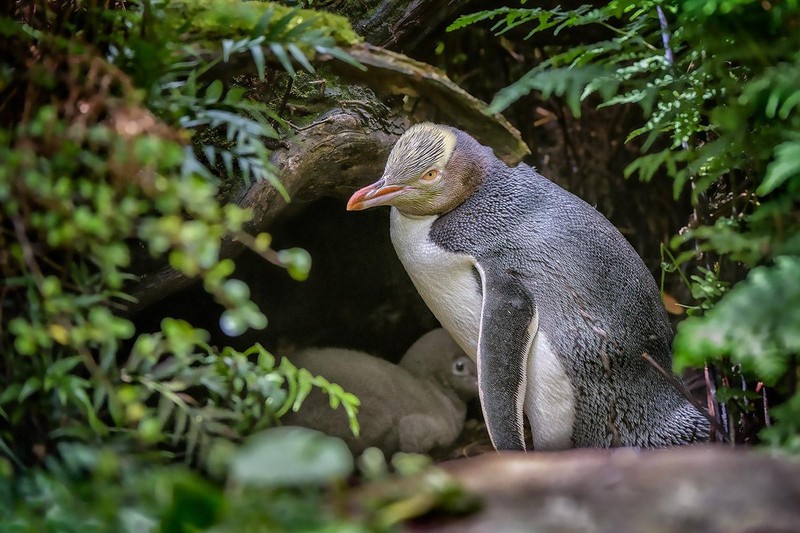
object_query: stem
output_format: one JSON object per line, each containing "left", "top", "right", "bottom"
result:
{"left": 598, "top": 21, "right": 659, "bottom": 52}
{"left": 655, "top": 3, "right": 728, "bottom": 444}
{"left": 655, "top": 6, "right": 674, "bottom": 65}
{"left": 660, "top": 243, "right": 694, "bottom": 290}
{"left": 278, "top": 76, "right": 293, "bottom": 119}
{"left": 706, "top": 364, "right": 729, "bottom": 438}
{"left": 703, "top": 365, "right": 717, "bottom": 440}
{"left": 78, "top": 345, "right": 120, "bottom": 424}
{"left": 11, "top": 215, "right": 44, "bottom": 287}
{"left": 232, "top": 230, "right": 282, "bottom": 266}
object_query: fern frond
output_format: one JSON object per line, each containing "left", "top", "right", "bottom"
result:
{"left": 489, "top": 65, "right": 606, "bottom": 116}
{"left": 446, "top": 7, "right": 512, "bottom": 32}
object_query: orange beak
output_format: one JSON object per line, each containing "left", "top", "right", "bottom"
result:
{"left": 346, "top": 179, "right": 409, "bottom": 211}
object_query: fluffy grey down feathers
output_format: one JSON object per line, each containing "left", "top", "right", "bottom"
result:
{"left": 281, "top": 329, "right": 478, "bottom": 455}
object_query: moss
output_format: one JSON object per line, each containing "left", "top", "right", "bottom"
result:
{"left": 168, "top": 0, "right": 361, "bottom": 45}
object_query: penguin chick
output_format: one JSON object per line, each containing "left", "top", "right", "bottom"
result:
{"left": 399, "top": 327, "right": 478, "bottom": 402}
{"left": 347, "top": 122, "right": 710, "bottom": 451}
{"left": 281, "top": 328, "right": 478, "bottom": 456}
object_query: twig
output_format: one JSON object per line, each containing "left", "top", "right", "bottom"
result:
{"left": 11, "top": 214, "right": 44, "bottom": 286}
{"left": 704, "top": 365, "right": 718, "bottom": 441}
{"left": 642, "top": 352, "right": 728, "bottom": 441}
{"left": 78, "top": 344, "right": 119, "bottom": 423}
{"left": 289, "top": 114, "right": 338, "bottom": 132}
{"left": 232, "top": 230, "right": 281, "bottom": 267}
{"left": 655, "top": 6, "right": 674, "bottom": 65}
{"left": 728, "top": 401, "right": 736, "bottom": 446}
{"left": 278, "top": 77, "right": 293, "bottom": 119}
{"left": 719, "top": 369, "right": 733, "bottom": 444}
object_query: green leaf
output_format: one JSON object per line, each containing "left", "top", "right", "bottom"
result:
{"left": 262, "top": 8, "right": 298, "bottom": 41}
{"left": 19, "top": 377, "right": 42, "bottom": 402}
{"left": 760, "top": 394, "right": 800, "bottom": 452}
{"left": 624, "top": 148, "right": 675, "bottom": 182}
{"left": 0, "top": 384, "right": 22, "bottom": 405}
{"left": 229, "top": 427, "right": 353, "bottom": 487}
{"left": 488, "top": 65, "right": 605, "bottom": 115}
{"left": 47, "top": 356, "right": 83, "bottom": 377}
{"left": 224, "top": 86, "right": 247, "bottom": 104}
{"left": 269, "top": 43, "right": 295, "bottom": 77}
{"left": 674, "top": 256, "right": 800, "bottom": 384}
{"left": 316, "top": 46, "right": 365, "bottom": 71}
{"left": 219, "top": 310, "right": 248, "bottom": 337}
{"left": 250, "top": 43, "right": 266, "bottom": 80}
{"left": 204, "top": 80, "right": 223, "bottom": 103}
{"left": 160, "top": 475, "right": 225, "bottom": 532}
{"left": 287, "top": 43, "right": 315, "bottom": 74}
{"left": 758, "top": 140, "right": 800, "bottom": 195}
{"left": 446, "top": 8, "right": 511, "bottom": 32}
{"left": 277, "top": 248, "right": 312, "bottom": 281}
{"left": 292, "top": 369, "right": 314, "bottom": 412}
{"left": 222, "top": 38, "right": 235, "bottom": 62}
{"left": 222, "top": 279, "right": 250, "bottom": 302}
{"left": 251, "top": 5, "right": 276, "bottom": 38}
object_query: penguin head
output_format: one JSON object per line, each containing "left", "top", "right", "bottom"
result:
{"left": 399, "top": 328, "right": 479, "bottom": 402}
{"left": 346, "top": 123, "right": 486, "bottom": 216}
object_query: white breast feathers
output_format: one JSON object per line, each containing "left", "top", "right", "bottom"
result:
{"left": 390, "top": 208, "right": 482, "bottom": 359}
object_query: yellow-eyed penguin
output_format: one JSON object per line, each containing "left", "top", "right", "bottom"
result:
{"left": 281, "top": 328, "right": 478, "bottom": 456}
{"left": 347, "top": 123, "right": 709, "bottom": 450}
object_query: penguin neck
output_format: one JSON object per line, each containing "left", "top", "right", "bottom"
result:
{"left": 389, "top": 208, "right": 440, "bottom": 265}
{"left": 391, "top": 208, "right": 440, "bottom": 222}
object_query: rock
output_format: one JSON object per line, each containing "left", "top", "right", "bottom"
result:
{"left": 411, "top": 446, "right": 800, "bottom": 532}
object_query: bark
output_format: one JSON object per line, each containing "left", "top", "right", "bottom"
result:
{"left": 418, "top": 447, "right": 800, "bottom": 531}
{"left": 353, "top": 0, "right": 474, "bottom": 52}
{"left": 329, "top": 0, "right": 612, "bottom": 52}
{"left": 328, "top": 43, "right": 528, "bottom": 165}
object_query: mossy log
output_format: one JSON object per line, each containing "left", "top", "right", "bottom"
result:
{"left": 327, "top": 43, "right": 528, "bottom": 164}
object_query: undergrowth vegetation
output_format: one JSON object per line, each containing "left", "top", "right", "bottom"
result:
{"left": 451, "top": 0, "right": 800, "bottom": 448}
{"left": 0, "top": 1, "right": 369, "bottom": 528}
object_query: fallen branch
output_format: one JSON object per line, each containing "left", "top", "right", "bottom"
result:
{"left": 326, "top": 42, "right": 529, "bottom": 165}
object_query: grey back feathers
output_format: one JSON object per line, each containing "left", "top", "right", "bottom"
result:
{"left": 429, "top": 128, "right": 709, "bottom": 447}
{"left": 280, "top": 328, "right": 477, "bottom": 456}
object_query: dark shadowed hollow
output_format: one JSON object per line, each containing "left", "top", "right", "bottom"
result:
{"left": 133, "top": 197, "right": 439, "bottom": 363}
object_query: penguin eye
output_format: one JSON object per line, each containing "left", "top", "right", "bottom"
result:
{"left": 421, "top": 169, "right": 439, "bottom": 181}
{"left": 452, "top": 358, "right": 466, "bottom": 375}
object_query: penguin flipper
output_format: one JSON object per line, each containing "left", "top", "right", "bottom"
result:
{"left": 475, "top": 262, "right": 537, "bottom": 451}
